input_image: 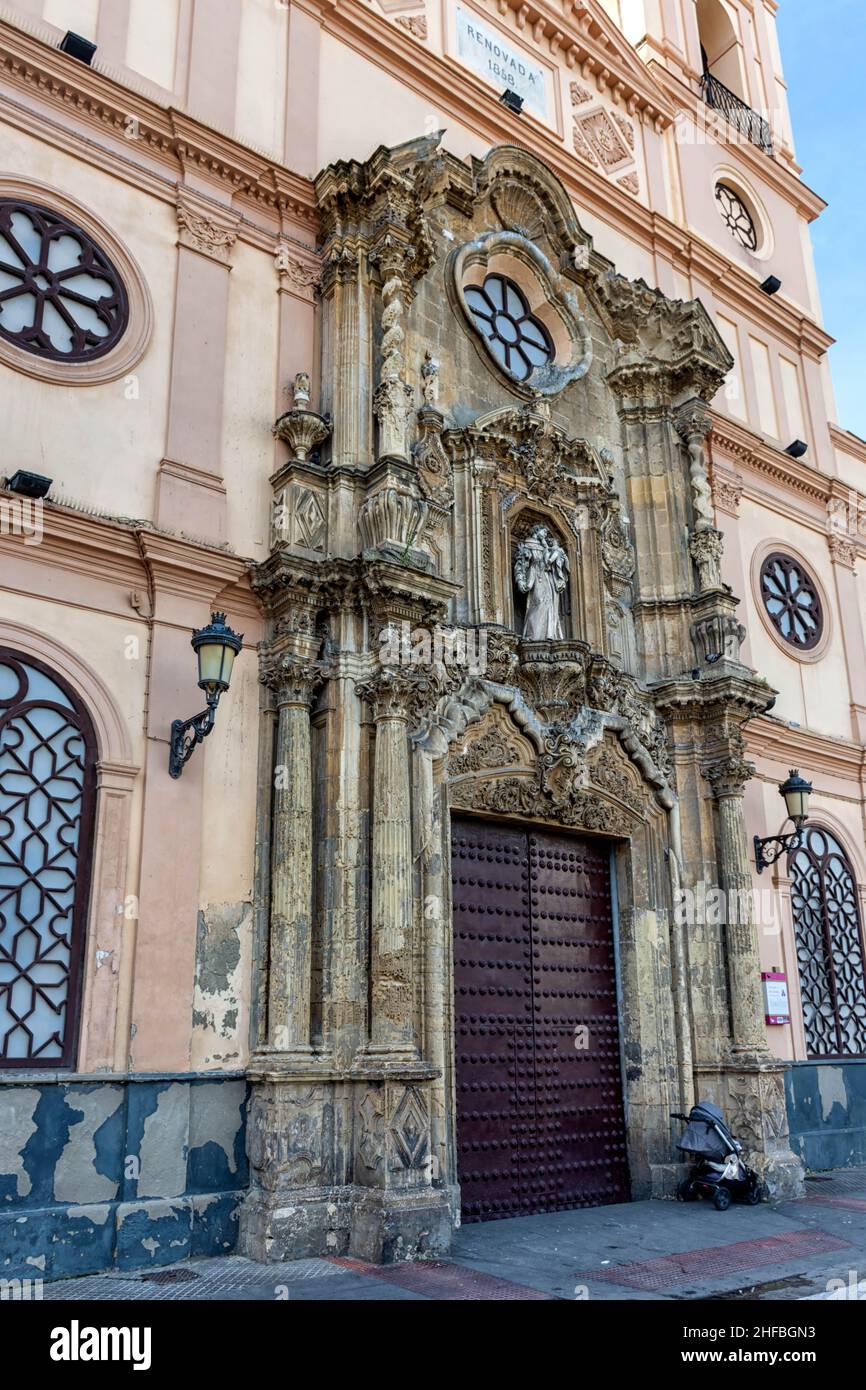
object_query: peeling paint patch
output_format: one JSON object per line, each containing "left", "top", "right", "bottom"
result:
{"left": 817, "top": 1065, "right": 848, "bottom": 1122}
{"left": 193, "top": 902, "right": 250, "bottom": 1043}
{"left": 54, "top": 1089, "right": 124, "bottom": 1204}
{"left": 67, "top": 1204, "right": 111, "bottom": 1226}
{"left": 0, "top": 1089, "right": 39, "bottom": 1198}
{"left": 138, "top": 1086, "right": 189, "bottom": 1200}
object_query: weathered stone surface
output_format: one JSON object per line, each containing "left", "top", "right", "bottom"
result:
{"left": 241, "top": 137, "right": 802, "bottom": 1264}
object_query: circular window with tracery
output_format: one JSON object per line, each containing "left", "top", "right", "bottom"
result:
{"left": 715, "top": 182, "right": 758, "bottom": 251}
{"left": 759, "top": 552, "right": 824, "bottom": 651}
{"left": 463, "top": 274, "right": 553, "bottom": 383}
{"left": 0, "top": 199, "right": 128, "bottom": 362}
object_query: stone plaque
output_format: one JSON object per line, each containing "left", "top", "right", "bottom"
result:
{"left": 455, "top": 6, "right": 548, "bottom": 119}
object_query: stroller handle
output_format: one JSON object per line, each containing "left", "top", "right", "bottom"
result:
{"left": 670, "top": 1112, "right": 690, "bottom": 1122}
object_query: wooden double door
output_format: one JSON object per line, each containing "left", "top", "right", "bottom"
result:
{"left": 451, "top": 816, "right": 629, "bottom": 1221}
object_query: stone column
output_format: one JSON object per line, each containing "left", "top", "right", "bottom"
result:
{"left": 262, "top": 649, "right": 323, "bottom": 1060}
{"left": 705, "top": 750, "right": 769, "bottom": 1054}
{"left": 356, "top": 667, "right": 420, "bottom": 1062}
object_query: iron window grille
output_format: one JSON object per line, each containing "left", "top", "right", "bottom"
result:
{"left": 789, "top": 827, "right": 866, "bottom": 1058}
{"left": 0, "top": 650, "right": 96, "bottom": 1067}
{"left": 759, "top": 552, "right": 824, "bottom": 651}
{"left": 464, "top": 273, "right": 554, "bottom": 383}
{"left": 0, "top": 199, "right": 128, "bottom": 361}
{"left": 715, "top": 182, "right": 759, "bottom": 252}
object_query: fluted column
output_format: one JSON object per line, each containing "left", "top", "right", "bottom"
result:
{"left": 705, "top": 751, "right": 769, "bottom": 1054}
{"left": 356, "top": 668, "right": 420, "bottom": 1060}
{"left": 264, "top": 652, "right": 323, "bottom": 1059}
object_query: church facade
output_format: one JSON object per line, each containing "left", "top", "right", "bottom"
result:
{"left": 0, "top": 0, "right": 864, "bottom": 1276}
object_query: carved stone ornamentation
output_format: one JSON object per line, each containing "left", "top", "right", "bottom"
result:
{"left": 413, "top": 406, "right": 453, "bottom": 506}
{"left": 703, "top": 748, "right": 755, "bottom": 799}
{"left": 176, "top": 201, "right": 238, "bottom": 266}
{"left": 272, "top": 483, "right": 327, "bottom": 552}
{"left": 513, "top": 525, "right": 570, "bottom": 639}
{"left": 676, "top": 397, "right": 715, "bottom": 532}
{"left": 358, "top": 486, "right": 429, "bottom": 556}
{"left": 448, "top": 773, "right": 636, "bottom": 837}
{"left": 828, "top": 533, "right": 858, "bottom": 569}
{"left": 600, "top": 499, "right": 636, "bottom": 586}
{"left": 275, "top": 244, "right": 321, "bottom": 300}
{"left": 273, "top": 409, "right": 331, "bottom": 463}
{"left": 517, "top": 641, "right": 588, "bottom": 724}
{"left": 689, "top": 527, "right": 725, "bottom": 592}
{"left": 691, "top": 611, "right": 747, "bottom": 666}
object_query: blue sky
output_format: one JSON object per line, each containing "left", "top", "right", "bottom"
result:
{"left": 776, "top": 1, "right": 865, "bottom": 439}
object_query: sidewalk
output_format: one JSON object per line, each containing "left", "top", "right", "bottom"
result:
{"left": 40, "top": 1168, "right": 866, "bottom": 1302}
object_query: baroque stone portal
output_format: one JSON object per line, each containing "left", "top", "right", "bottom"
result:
{"left": 239, "top": 135, "right": 804, "bottom": 1268}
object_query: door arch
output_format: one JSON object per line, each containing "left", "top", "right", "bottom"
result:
{"left": 0, "top": 648, "right": 97, "bottom": 1067}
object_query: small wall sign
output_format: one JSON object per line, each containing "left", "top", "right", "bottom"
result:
{"left": 455, "top": 6, "right": 548, "bottom": 119}
{"left": 762, "top": 971, "right": 790, "bottom": 1025}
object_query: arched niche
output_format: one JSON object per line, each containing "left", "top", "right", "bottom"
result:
{"left": 508, "top": 507, "right": 576, "bottom": 640}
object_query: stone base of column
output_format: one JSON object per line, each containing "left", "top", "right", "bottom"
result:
{"left": 239, "top": 1183, "right": 455, "bottom": 1264}
{"left": 695, "top": 1058, "right": 805, "bottom": 1202}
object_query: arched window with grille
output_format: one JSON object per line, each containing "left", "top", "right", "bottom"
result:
{"left": 789, "top": 826, "right": 866, "bottom": 1058}
{"left": 0, "top": 649, "right": 97, "bottom": 1067}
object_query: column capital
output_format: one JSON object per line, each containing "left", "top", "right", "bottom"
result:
{"left": 703, "top": 748, "right": 755, "bottom": 799}
{"left": 261, "top": 650, "right": 325, "bottom": 707}
{"left": 356, "top": 664, "right": 438, "bottom": 723}
{"left": 675, "top": 396, "right": 713, "bottom": 443}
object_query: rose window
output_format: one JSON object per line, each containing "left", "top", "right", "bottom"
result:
{"left": 463, "top": 274, "right": 553, "bottom": 382}
{"left": 714, "top": 183, "right": 758, "bottom": 251}
{"left": 0, "top": 200, "right": 128, "bottom": 361}
{"left": 759, "top": 552, "right": 824, "bottom": 651}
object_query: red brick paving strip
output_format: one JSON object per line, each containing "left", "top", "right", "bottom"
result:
{"left": 330, "top": 1257, "right": 555, "bottom": 1300}
{"left": 577, "top": 1228, "right": 853, "bottom": 1292}
{"left": 807, "top": 1195, "right": 866, "bottom": 1212}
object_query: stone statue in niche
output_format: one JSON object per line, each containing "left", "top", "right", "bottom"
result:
{"left": 513, "top": 525, "right": 569, "bottom": 640}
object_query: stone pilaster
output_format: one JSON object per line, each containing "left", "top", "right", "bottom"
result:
{"left": 258, "top": 643, "right": 323, "bottom": 1062}
{"left": 355, "top": 666, "right": 423, "bottom": 1063}
{"left": 702, "top": 745, "right": 805, "bottom": 1199}
{"left": 704, "top": 748, "right": 768, "bottom": 1054}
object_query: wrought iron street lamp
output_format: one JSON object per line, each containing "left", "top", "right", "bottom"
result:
{"left": 169, "top": 612, "right": 243, "bottom": 779}
{"left": 753, "top": 769, "right": 812, "bottom": 873}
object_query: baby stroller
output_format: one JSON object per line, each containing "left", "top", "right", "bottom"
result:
{"left": 671, "top": 1100, "right": 764, "bottom": 1210}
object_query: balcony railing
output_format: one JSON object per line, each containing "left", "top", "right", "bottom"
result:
{"left": 700, "top": 71, "right": 774, "bottom": 157}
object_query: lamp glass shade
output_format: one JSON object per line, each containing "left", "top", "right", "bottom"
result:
{"left": 191, "top": 613, "right": 243, "bottom": 694}
{"left": 780, "top": 769, "right": 812, "bottom": 825}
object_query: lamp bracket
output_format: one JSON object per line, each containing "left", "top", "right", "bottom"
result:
{"left": 754, "top": 826, "right": 803, "bottom": 874}
{"left": 169, "top": 691, "right": 221, "bottom": 779}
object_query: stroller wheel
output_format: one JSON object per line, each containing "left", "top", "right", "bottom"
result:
{"left": 744, "top": 1183, "right": 762, "bottom": 1206}
{"left": 677, "top": 1179, "right": 696, "bottom": 1202}
{"left": 713, "top": 1187, "right": 731, "bottom": 1211}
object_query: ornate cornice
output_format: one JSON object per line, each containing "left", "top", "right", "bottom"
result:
{"left": 0, "top": 18, "right": 317, "bottom": 233}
